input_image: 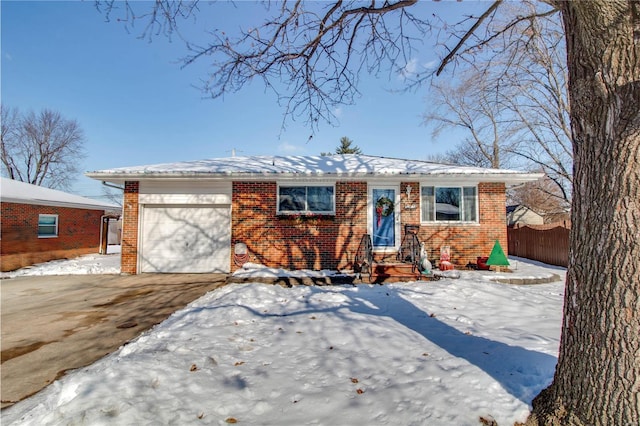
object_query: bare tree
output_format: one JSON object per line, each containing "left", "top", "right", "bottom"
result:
{"left": 509, "top": 176, "right": 570, "bottom": 223}
{"left": 426, "top": 1, "right": 572, "bottom": 204}
{"left": 496, "top": 1, "right": 572, "bottom": 203}
{"left": 1, "top": 105, "right": 20, "bottom": 179}
{"left": 0, "top": 107, "right": 86, "bottom": 190}
{"left": 425, "top": 71, "right": 515, "bottom": 169}
{"left": 98, "top": 1, "right": 640, "bottom": 424}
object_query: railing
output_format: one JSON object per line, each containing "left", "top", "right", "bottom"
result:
{"left": 355, "top": 227, "right": 435, "bottom": 282}
{"left": 354, "top": 234, "right": 373, "bottom": 277}
{"left": 397, "top": 224, "right": 421, "bottom": 273}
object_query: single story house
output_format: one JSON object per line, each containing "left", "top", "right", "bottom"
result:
{"left": 86, "top": 154, "right": 542, "bottom": 275}
{"left": 506, "top": 204, "right": 545, "bottom": 226}
{"left": 0, "top": 177, "right": 120, "bottom": 272}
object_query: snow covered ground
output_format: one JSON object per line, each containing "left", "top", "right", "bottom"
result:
{"left": 0, "top": 246, "right": 121, "bottom": 278}
{"left": 2, "top": 254, "right": 566, "bottom": 426}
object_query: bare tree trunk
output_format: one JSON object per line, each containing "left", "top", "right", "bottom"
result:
{"left": 529, "top": 1, "right": 640, "bottom": 424}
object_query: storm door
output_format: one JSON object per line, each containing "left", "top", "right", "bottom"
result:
{"left": 371, "top": 187, "right": 399, "bottom": 250}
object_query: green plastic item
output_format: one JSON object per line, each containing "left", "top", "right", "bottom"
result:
{"left": 486, "top": 240, "right": 510, "bottom": 266}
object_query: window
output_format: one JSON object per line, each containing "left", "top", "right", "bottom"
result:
{"left": 278, "top": 185, "right": 335, "bottom": 214}
{"left": 38, "top": 214, "right": 59, "bottom": 237}
{"left": 421, "top": 186, "right": 477, "bottom": 222}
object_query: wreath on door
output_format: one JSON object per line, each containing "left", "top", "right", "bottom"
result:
{"left": 375, "top": 196, "right": 394, "bottom": 226}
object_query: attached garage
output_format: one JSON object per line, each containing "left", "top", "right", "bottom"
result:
{"left": 137, "top": 181, "right": 232, "bottom": 273}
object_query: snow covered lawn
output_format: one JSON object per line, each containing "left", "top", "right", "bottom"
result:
{"left": 0, "top": 246, "right": 121, "bottom": 278}
{"left": 2, "top": 258, "right": 565, "bottom": 426}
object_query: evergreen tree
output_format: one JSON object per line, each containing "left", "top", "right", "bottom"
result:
{"left": 320, "top": 137, "right": 362, "bottom": 156}
{"left": 335, "top": 137, "right": 362, "bottom": 154}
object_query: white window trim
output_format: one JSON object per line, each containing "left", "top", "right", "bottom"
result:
{"left": 276, "top": 183, "right": 336, "bottom": 215}
{"left": 38, "top": 214, "right": 59, "bottom": 238}
{"left": 420, "top": 185, "right": 479, "bottom": 224}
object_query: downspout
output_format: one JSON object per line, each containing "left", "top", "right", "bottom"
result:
{"left": 102, "top": 181, "right": 125, "bottom": 191}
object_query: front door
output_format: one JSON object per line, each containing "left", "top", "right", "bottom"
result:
{"left": 371, "top": 187, "right": 399, "bottom": 250}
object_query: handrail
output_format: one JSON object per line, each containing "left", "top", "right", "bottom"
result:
{"left": 354, "top": 234, "right": 373, "bottom": 278}
{"left": 398, "top": 233, "right": 421, "bottom": 273}
{"left": 397, "top": 224, "right": 422, "bottom": 274}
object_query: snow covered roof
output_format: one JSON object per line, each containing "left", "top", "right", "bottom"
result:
{"left": 86, "top": 154, "right": 543, "bottom": 185}
{"left": 0, "top": 177, "right": 120, "bottom": 211}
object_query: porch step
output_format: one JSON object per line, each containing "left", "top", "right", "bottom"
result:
{"left": 369, "top": 262, "right": 421, "bottom": 283}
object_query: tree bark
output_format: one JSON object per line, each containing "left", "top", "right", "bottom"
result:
{"left": 529, "top": 1, "right": 640, "bottom": 425}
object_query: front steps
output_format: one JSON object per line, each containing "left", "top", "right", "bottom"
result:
{"left": 368, "top": 262, "right": 425, "bottom": 283}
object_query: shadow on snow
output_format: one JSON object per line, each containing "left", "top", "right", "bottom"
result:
{"left": 177, "top": 283, "right": 557, "bottom": 404}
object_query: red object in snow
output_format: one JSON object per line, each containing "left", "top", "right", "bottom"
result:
{"left": 477, "top": 256, "right": 490, "bottom": 270}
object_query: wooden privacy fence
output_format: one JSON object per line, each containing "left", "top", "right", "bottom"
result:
{"left": 507, "top": 223, "right": 570, "bottom": 267}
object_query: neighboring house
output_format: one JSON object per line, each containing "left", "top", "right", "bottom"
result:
{"left": 86, "top": 154, "right": 542, "bottom": 274}
{"left": 0, "top": 177, "right": 120, "bottom": 272}
{"left": 506, "top": 204, "right": 545, "bottom": 226}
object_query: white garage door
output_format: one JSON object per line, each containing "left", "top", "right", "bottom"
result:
{"left": 140, "top": 205, "right": 231, "bottom": 273}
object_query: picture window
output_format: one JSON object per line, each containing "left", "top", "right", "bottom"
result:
{"left": 421, "top": 186, "right": 477, "bottom": 222}
{"left": 278, "top": 185, "right": 335, "bottom": 214}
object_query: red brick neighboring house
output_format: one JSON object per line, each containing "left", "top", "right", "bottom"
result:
{"left": 86, "top": 155, "right": 542, "bottom": 275}
{"left": 1, "top": 177, "right": 120, "bottom": 272}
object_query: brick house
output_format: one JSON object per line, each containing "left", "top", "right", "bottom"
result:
{"left": 0, "top": 177, "right": 120, "bottom": 272}
{"left": 86, "top": 155, "right": 542, "bottom": 275}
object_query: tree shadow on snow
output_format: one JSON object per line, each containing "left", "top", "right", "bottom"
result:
{"left": 344, "top": 286, "right": 558, "bottom": 404}
{"left": 180, "top": 284, "right": 557, "bottom": 404}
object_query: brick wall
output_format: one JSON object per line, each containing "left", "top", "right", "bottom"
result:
{"left": 0, "top": 202, "right": 104, "bottom": 272}
{"left": 119, "top": 179, "right": 507, "bottom": 274}
{"left": 400, "top": 181, "right": 508, "bottom": 266}
{"left": 231, "top": 181, "right": 368, "bottom": 271}
{"left": 121, "top": 181, "right": 139, "bottom": 274}
{"left": 232, "top": 181, "right": 507, "bottom": 271}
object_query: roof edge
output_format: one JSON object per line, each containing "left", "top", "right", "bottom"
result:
{"left": 2, "top": 197, "right": 120, "bottom": 211}
{"left": 86, "top": 171, "right": 544, "bottom": 185}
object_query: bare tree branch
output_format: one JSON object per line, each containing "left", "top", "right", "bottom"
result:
{"left": 426, "top": 1, "right": 572, "bottom": 205}
{"left": 97, "top": 0, "right": 430, "bottom": 129}
{"left": 436, "top": 0, "right": 503, "bottom": 76}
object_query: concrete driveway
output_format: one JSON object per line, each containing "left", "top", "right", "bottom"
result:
{"left": 1, "top": 273, "right": 227, "bottom": 409}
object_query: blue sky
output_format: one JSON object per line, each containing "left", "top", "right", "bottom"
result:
{"left": 1, "top": 1, "right": 484, "bottom": 200}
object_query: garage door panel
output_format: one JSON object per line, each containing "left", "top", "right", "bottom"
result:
{"left": 140, "top": 206, "right": 230, "bottom": 273}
